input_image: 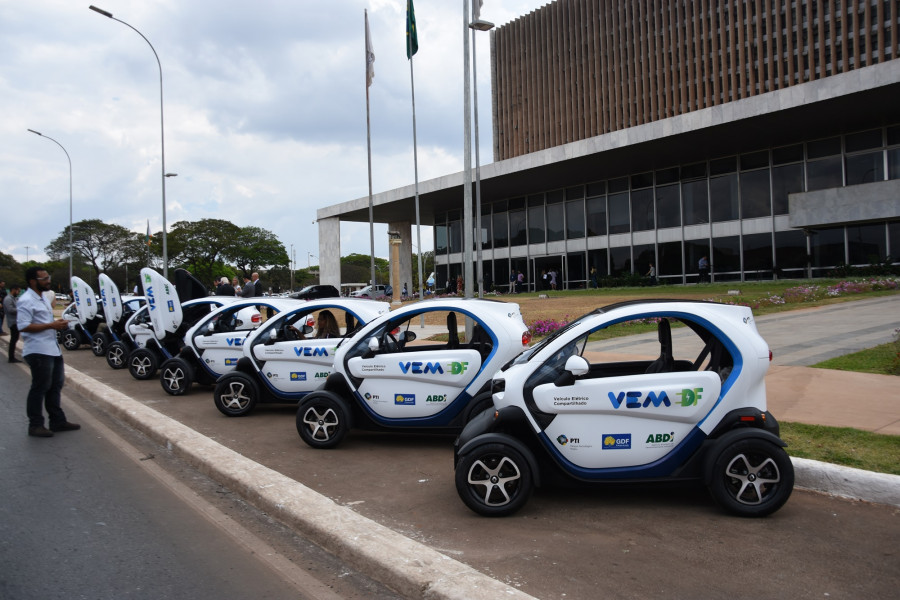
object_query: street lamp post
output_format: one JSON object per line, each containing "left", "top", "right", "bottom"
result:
{"left": 469, "top": 11, "right": 494, "bottom": 298}
{"left": 27, "top": 128, "right": 73, "bottom": 282}
{"left": 462, "top": 1, "right": 474, "bottom": 300}
{"left": 90, "top": 5, "right": 170, "bottom": 279}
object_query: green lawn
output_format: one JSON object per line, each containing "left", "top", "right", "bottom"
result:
{"left": 812, "top": 342, "right": 900, "bottom": 376}
{"left": 781, "top": 422, "right": 900, "bottom": 475}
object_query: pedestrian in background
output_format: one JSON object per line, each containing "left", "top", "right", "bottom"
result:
{"left": 241, "top": 275, "right": 255, "bottom": 298}
{"left": 4, "top": 283, "right": 21, "bottom": 362}
{"left": 18, "top": 266, "right": 79, "bottom": 438}
{"left": 0, "top": 279, "right": 7, "bottom": 336}
{"left": 215, "top": 277, "right": 234, "bottom": 296}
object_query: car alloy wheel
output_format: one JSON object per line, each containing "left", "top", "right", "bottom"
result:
{"left": 160, "top": 358, "right": 193, "bottom": 396}
{"left": 91, "top": 332, "right": 108, "bottom": 357}
{"left": 296, "top": 393, "right": 350, "bottom": 449}
{"left": 455, "top": 442, "right": 534, "bottom": 517}
{"left": 213, "top": 374, "right": 258, "bottom": 417}
{"left": 106, "top": 341, "right": 127, "bottom": 369}
{"left": 128, "top": 348, "right": 159, "bottom": 380}
{"left": 62, "top": 330, "right": 80, "bottom": 351}
{"left": 708, "top": 438, "right": 794, "bottom": 517}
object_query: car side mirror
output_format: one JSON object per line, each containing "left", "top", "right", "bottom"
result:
{"left": 564, "top": 355, "right": 590, "bottom": 376}
{"left": 368, "top": 337, "right": 380, "bottom": 352}
{"left": 265, "top": 328, "right": 278, "bottom": 345}
{"left": 207, "top": 322, "right": 216, "bottom": 335}
{"left": 399, "top": 330, "right": 416, "bottom": 343}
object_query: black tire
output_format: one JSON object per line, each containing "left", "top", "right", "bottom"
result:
{"left": 213, "top": 373, "right": 259, "bottom": 417}
{"left": 160, "top": 357, "right": 194, "bottom": 396}
{"left": 295, "top": 393, "right": 351, "bottom": 449}
{"left": 707, "top": 438, "right": 794, "bottom": 517}
{"left": 106, "top": 341, "right": 128, "bottom": 369}
{"left": 62, "top": 330, "right": 80, "bottom": 351}
{"left": 91, "top": 332, "right": 109, "bottom": 357}
{"left": 455, "top": 442, "right": 534, "bottom": 517}
{"left": 128, "top": 348, "right": 159, "bottom": 380}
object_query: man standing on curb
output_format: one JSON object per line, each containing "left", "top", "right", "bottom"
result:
{"left": 17, "top": 266, "right": 79, "bottom": 438}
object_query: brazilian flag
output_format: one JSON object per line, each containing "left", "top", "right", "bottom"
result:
{"left": 406, "top": 0, "right": 418, "bottom": 59}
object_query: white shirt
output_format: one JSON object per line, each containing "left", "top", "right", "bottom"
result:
{"left": 17, "top": 288, "right": 62, "bottom": 357}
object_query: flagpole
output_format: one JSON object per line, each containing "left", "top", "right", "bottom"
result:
{"left": 408, "top": 1, "right": 424, "bottom": 322}
{"left": 365, "top": 10, "right": 376, "bottom": 287}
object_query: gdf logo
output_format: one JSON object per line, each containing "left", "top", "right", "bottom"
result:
{"left": 602, "top": 434, "right": 631, "bottom": 449}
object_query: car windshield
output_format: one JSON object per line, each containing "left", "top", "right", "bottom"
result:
{"left": 509, "top": 309, "right": 601, "bottom": 366}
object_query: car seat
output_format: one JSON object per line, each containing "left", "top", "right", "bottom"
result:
{"left": 468, "top": 323, "right": 493, "bottom": 361}
{"left": 645, "top": 318, "right": 674, "bottom": 374}
{"left": 447, "top": 312, "right": 460, "bottom": 349}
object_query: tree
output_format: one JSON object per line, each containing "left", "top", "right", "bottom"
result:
{"left": 228, "top": 226, "right": 289, "bottom": 277}
{"left": 340, "top": 253, "right": 389, "bottom": 285}
{"left": 45, "top": 219, "right": 141, "bottom": 281}
{"left": 167, "top": 219, "right": 240, "bottom": 285}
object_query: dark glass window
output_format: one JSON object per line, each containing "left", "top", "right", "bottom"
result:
{"left": 528, "top": 204, "right": 545, "bottom": 244}
{"left": 588, "top": 249, "right": 608, "bottom": 278}
{"left": 566, "top": 186, "right": 584, "bottom": 200}
{"left": 741, "top": 150, "right": 769, "bottom": 170}
{"left": 713, "top": 236, "right": 741, "bottom": 273}
{"left": 449, "top": 219, "right": 461, "bottom": 253}
{"left": 890, "top": 148, "right": 900, "bottom": 180}
{"left": 608, "top": 177, "right": 629, "bottom": 193}
{"left": 890, "top": 222, "right": 900, "bottom": 262}
{"left": 681, "top": 162, "right": 707, "bottom": 179}
{"left": 772, "top": 144, "right": 804, "bottom": 165}
{"left": 682, "top": 179, "right": 709, "bottom": 225}
{"left": 586, "top": 181, "right": 606, "bottom": 196}
{"left": 492, "top": 211, "right": 508, "bottom": 248}
{"left": 807, "top": 156, "right": 843, "bottom": 191}
{"left": 709, "top": 157, "right": 737, "bottom": 176}
{"left": 845, "top": 129, "right": 882, "bottom": 152}
{"left": 684, "top": 239, "right": 710, "bottom": 279}
{"left": 740, "top": 169, "right": 771, "bottom": 218}
{"left": 509, "top": 208, "right": 527, "bottom": 246}
{"left": 775, "top": 230, "right": 808, "bottom": 271}
{"left": 655, "top": 167, "right": 679, "bottom": 185}
{"left": 848, "top": 224, "right": 886, "bottom": 264}
{"left": 508, "top": 197, "right": 526, "bottom": 211}
{"left": 743, "top": 233, "right": 773, "bottom": 272}
{"left": 631, "top": 172, "right": 653, "bottom": 189}
{"left": 527, "top": 194, "right": 544, "bottom": 207}
{"left": 811, "top": 227, "right": 845, "bottom": 268}
{"left": 658, "top": 241, "right": 682, "bottom": 277}
{"left": 546, "top": 200, "right": 565, "bottom": 242}
{"left": 845, "top": 152, "right": 884, "bottom": 185}
{"left": 772, "top": 163, "right": 804, "bottom": 215}
{"left": 435, "top": 224, "right": 448, "bottom": 254}
{"left": 656, "top": 184, "right": 681, "bottom": 228}
{"left": 566, "top": 199, "right": 585, "bottom": 238}
{"left": 807, "top": 137, "right": 841, "bottom": 159}
{"left": 710, "top": 173, "right": 739, "bottom": 222}
{"left": 610, "top": 246, "right": 632, "bottom": 275}
{"left": 633, "top": 244, "right": 655, "bottom": 276}
{"left": 586, "top": 197, "right": 606, "bottom": 236}
{"left": 887, "top": 126, "right": 900, "bottom": 145}
{"left": 608, "top": 192, "right": 630, "bottom": 234}
{"left": 479, "top": 208, "right": 492, "bottom": 250}
{"left": 630, "top": 189, "right": 654, "bottom": 232}
{"left": 566, "top": 253, "right": 586, "bottom": 286}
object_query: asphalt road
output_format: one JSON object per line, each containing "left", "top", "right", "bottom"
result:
{"left": 0, "top": 362, "right": 399, "bottom": 600}
{"left": 49, "top": 340, "right": 900, "bottom": 600}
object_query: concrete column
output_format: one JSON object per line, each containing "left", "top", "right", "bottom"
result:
{"left": 389, "top": 235, "right": 402, "bottom": 306}
{"left": 388, "top": 220, "right": 412, "bottom": 296}
{"left": 318, "top": 217, "right": 341, "bottom": 289}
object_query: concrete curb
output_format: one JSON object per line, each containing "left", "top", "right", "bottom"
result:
{"left": 792, "top": 457, "right": 900, "bottom": 507}
{"left": 63, "top": 368, "right": 537, "bottom": 600}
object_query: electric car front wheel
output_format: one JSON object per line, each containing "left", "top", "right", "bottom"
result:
{"left": 160, "top": 357, "right": 194, "bottom": 396}
{"left": 62, "top": 330, "right": 80, "bottom": 351}
{"left": 128, "top": 348, "right": 159, "bottom": 380}
{"left": 91, "top": 332, "right": 108, "bottom": 356}
{"left": 296, "top": 393, "right": 351, "bottom": 449}
{"left": 106, "top": 341, "right": 128, "bottom": 369}
{"left": 707, "top": 437, "right": 794, "bottom": 517}
{"left": 213, "top": 374, "right": 259, "bottom": 417}
{"left": 455, "top": 442, "right": 534, "bottom": 517}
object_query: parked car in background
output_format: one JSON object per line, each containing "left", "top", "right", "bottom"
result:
{"left": 350, "top": 284, "right": 387, "bottom": 299}
{"left": 290, "top": 284, "right": 340, "bottom": 301}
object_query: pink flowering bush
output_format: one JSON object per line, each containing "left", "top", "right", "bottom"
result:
{"left": 528, "top": 316, "right": 570, "bottom": 337}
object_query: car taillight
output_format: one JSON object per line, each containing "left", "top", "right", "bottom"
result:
{"left": 522, "top": 331, "right": 533, "bottom": 346}
{"left": 769, "top": 350, "right": 773, "bottom": 361}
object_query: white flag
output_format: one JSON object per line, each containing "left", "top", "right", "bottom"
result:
{"left": 365, "top": 11, "right": 375, "bottom": 87}
{"left": 473, "top": 0, "right": 483, "bottom": 20}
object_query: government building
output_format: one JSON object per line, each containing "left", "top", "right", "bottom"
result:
{"left": 318, "top": 0, "right": 900, "bottom": 290}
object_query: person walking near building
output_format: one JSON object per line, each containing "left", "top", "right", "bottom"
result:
{"left": 4, "top": 283, "right": 21, "bottom": 362}
{"left": 17, "top": 266, "right": 79, "bottom": 437}
{"left": 646, "top": 263, "right": 657, "bottom": 286}
{"left": 0, "top": 279, "right": 7, "bottom": 336}
{"left": 698, "top": 256, "right": 710, "bottom": 284}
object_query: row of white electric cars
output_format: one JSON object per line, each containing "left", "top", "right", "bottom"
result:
{"left": 68, "top": 270, "right": 793, "bottom": 518}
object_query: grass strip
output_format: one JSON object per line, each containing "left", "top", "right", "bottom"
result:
{"left": 781, "top": 421, "right": 900, "bottom": 475}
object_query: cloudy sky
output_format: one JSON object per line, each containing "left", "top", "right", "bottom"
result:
{"left": 1, "top": 0, "right": 549, "bottom": 267}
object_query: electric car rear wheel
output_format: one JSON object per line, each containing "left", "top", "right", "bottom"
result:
{"left": 62, "top": 330, "right": 80, "bottom": 351}
{"left": 707, "top": 438, "right": 794, "bottom": 517}
{"left": 128, "top": 348, "right": 159, "bottom": 380}
{"left": 91, "top": 332, "right": 108, "bottom": 356}
{"left": 160, "top": 357, "right": 194, "bottom": 396}
{"left": 213, "top": 374, "right": 259, "bottom": 417}
{"left": 296, "top": 393, "right": 351, "bottom": 449}
{"left": 106, "top": 341, "right": 128, "bottom": 369}
{"left": 455, "top": 442, "right": 534, "bottom": 517}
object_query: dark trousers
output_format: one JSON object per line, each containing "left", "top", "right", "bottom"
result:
{"left": 8, "top": 325, "right": 19, "bottom": 361}
{"left": 24, "top": 354, "right": 66, "bottom": 428}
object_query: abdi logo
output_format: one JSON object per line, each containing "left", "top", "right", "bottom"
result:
{"left": 394, "top": 393, "right": 415, "bottom": 405}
